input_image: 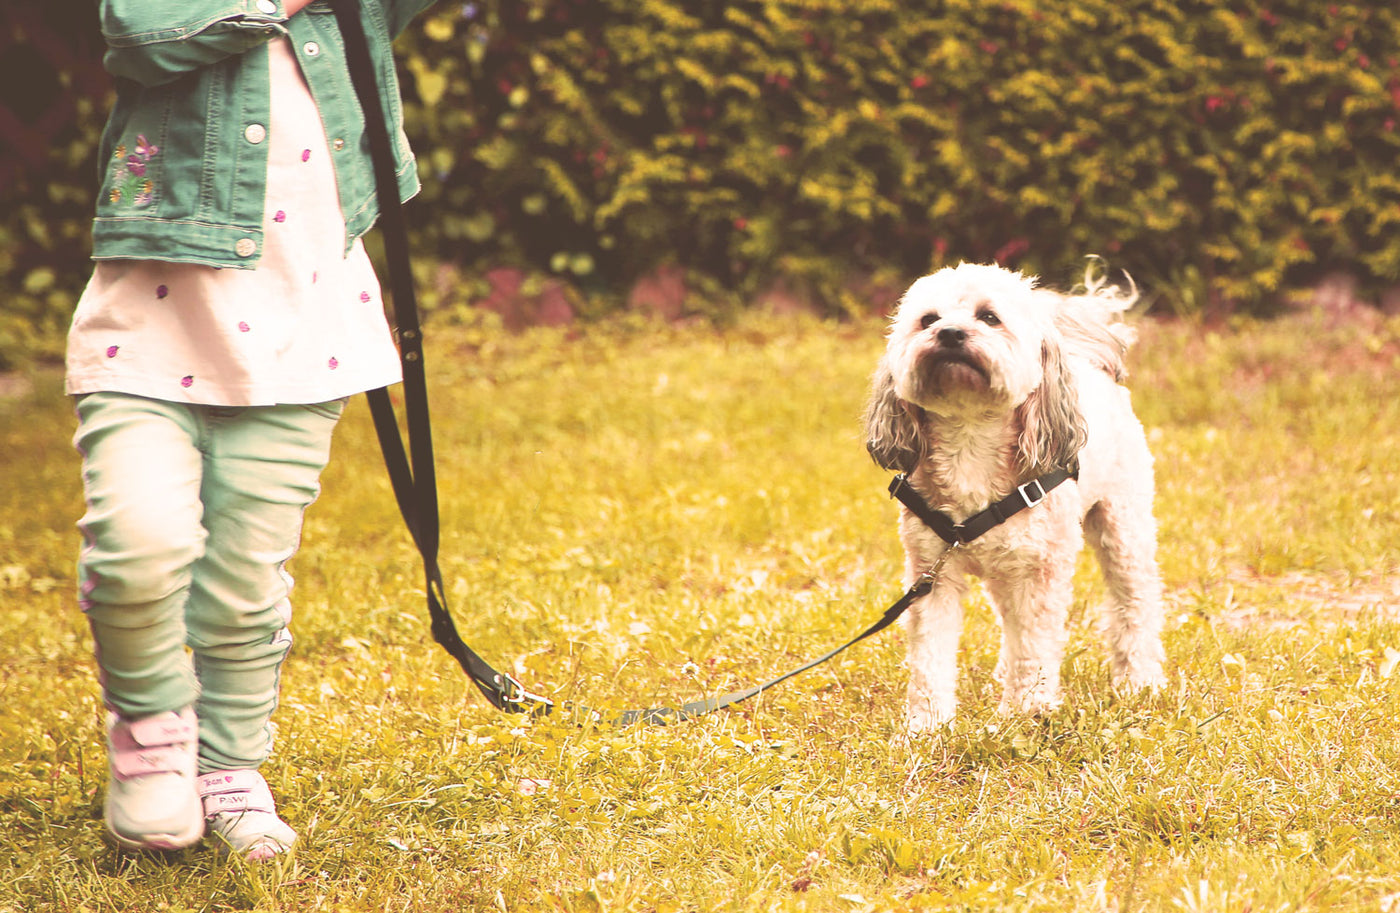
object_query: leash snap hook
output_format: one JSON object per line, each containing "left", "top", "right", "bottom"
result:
{"left": 919, "top": 540, "right": 962, "bottom": 589}
{"left": 495, "top": 672, "right": 554, "bottom": 713}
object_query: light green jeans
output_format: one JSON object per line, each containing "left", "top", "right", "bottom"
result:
{"left": 73, "top": 392, "right": 344, "bottom": 772}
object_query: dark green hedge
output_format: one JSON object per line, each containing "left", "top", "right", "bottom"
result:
{"left": 3, "top": 0, "right": 1398, "bottom": 368}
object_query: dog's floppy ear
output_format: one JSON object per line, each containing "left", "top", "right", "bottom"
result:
{"left": 864, "top": 358, "right": 926, "bottom": 473}
{"left": 1016, "top": 335, "right": 1087, "bottom": 475}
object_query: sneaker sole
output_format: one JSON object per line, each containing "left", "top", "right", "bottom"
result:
{"left": 105, "top": 810, "right": 204, "bottom": 852}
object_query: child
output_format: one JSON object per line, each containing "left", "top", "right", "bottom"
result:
{"left": 68, "top": 0, "right": 437, "bottom": 858}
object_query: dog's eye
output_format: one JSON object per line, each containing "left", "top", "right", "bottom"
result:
{"left": 919, "top": 312, "right": 939, "bottom": 330}
{"left": 977, "top": 309, "right": 1001, "bottom": 326}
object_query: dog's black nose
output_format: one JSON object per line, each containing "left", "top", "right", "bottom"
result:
{"left": 937, "top": 326, "right": 968, "bottom": 348}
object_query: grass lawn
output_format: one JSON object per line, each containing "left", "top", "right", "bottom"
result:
{"left": 4, "top": 308, "right": 1400, "bottom": 912}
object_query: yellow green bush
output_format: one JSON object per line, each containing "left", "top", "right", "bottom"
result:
{"left": 3, "top": 0, "right": 1398, "bottom": 368}
{"left": 401, "top": 0, "right": 1400, "bottom": 313}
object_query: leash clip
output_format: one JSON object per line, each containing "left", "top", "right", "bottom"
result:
{"left": 495, "top": 672, "right": 554, "bottom": 713}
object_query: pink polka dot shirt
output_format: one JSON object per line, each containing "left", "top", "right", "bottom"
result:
{"left": 65, "top": 38, "right": 402, "bottom": 406}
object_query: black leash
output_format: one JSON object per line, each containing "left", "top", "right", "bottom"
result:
{"left": 332, "top": 0, "right": 1071, "bottom": 726}
{"left": 606, "top": 550, "right": 956, "bottom": 725}
{"left": 331, "top": 0, "right": 546, "bottom": 715}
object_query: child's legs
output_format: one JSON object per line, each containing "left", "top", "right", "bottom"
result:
{"left": 75, "top": 393, "right": 206, "bottom": 719}
{"left": 187, "top": 401, "right": 343, "bottom": 772}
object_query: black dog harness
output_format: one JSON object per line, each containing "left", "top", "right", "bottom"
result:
{"left": 887, "top": 463, "right": 1079, "bottom": 545}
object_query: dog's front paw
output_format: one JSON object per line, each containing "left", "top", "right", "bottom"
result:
{"left": 997, "top": 687, "right": 1062, "bottom": 719}
{"left": 906, "top": 691, "right": 956, "bottom": 735}
{"left": 1112, "top": 663, "right": 1167, "bottom": 694}
{"left": 996, "top": 659, "right": 1062, "bottom": 718}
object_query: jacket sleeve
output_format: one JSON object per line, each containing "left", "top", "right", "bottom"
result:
{"left": 100, "top": 0, "right": 290, "bottom": 87}
{"left": 384, "top": 0, "right": 440, "bottom": 38}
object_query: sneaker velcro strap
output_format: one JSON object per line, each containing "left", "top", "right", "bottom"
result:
{"left": 111, "top": 745, "right": 191, "bottom": 779}
{"left": 126, "top": 713, "right": 197, "bottom": 747}
{"left": 198, "top": 770, "right": 277, "bottom": 816}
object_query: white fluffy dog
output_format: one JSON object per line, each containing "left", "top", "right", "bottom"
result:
{"left": 864, "top": 262, "right": 1166, "bottom": 732}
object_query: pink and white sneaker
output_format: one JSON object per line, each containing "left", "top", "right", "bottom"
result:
{"left": 198, "top": 769, "right": 297, "bottom": 861}
{"left": 104, "top": 707, "right": 203, "bottom": 851}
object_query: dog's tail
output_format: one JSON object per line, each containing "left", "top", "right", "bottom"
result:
{"left": 1044, "top": 260, "right": 1139, "bottom": 382}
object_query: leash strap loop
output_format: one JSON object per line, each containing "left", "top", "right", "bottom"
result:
{"left": 331, "top": 0, "right": 552, "bottom": 717}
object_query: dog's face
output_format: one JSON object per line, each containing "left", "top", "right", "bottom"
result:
{"left": 866, "top": 263, "right": 1085, "bottom": 476}
{"left": 884, "top": 263, "right": 1049, "bottom": 416}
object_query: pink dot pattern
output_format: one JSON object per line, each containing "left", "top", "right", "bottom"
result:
{"left": 81, "top": 94, "right": 396, "bottom": 404}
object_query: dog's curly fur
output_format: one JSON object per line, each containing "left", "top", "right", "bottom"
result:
{"left": 864, "top": 262, "right": 1166, "bottom": 731}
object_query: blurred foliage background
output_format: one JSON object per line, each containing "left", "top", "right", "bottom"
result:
{"left": 3, "top": 0, "right": 1399, "bottom": 370}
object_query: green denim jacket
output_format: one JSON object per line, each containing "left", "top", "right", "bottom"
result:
{"left": 93, "top": 0, "right": 436, "bottom": 268}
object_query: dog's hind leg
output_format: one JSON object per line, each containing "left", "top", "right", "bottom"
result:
{"left": 1084, "top": 495, "right": 1167, "bottom": 692}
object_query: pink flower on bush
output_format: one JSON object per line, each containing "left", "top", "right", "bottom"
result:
{"left": 994, "top": 237, "right": 1030, "bottom": 263}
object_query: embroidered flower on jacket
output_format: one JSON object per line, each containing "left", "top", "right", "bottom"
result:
{"left": 107, "top": 135, "right": 161, "bottom": 209}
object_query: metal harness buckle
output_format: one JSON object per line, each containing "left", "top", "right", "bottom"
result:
{"left": 1016, "top": 478, "right": 1047, "bottom": 508}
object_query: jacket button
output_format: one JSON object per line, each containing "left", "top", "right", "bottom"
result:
{"left": 332, "top": 138, "right": 345, "bottom": 151}
{"left": 244, "top": 124, "right": 267, "bottom": 144}
{"left": 256, "top": 0, "right": 277, "bottom": 13}
{"left": 303, "top": 41, "right": 320, "bottom": 57}
{"left": 235, "top": 238, "right": 257, "bottom": 258}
